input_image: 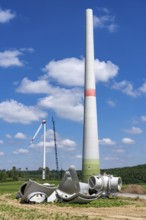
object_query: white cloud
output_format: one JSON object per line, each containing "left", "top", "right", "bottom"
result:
{"left": 13, "top": 148, "right": 29, "bottom": 154}
{"left": 107, "top": 99, "right": 116, "bottom": 107}
{"left": 138, "top": 82, "right": 146, "bottom": 93}
{"left": 112, "top": 80, "right": 146, "bottom": 97}
{"left": 108, "top": 23, "right": 118, "bottom": 32}
{"left": 0, "top": 140, "right": 4, "bottom": 144}
{"left": 104, "top": 156, "right": 118, "bottom": 161}
{"left": 16, "top": 57, "right": 118, "bottom": 122}
{"left": 0, "top": 8, "right": 15, "bottom": 23}
{"left": 123, "top": 126, "right": 143, "bottom": 134}
{"left": 99, "top": 138, "right": 116, "bottom": 145}
{"left": 112, "top": 80, "right": 139, "bottom": 97}
{"left": 38, "top": 87, "right": 83, "bottom": 122}
{"left": 43, "top": 58, "right": 119, "bottom": 87}
{"left": 46, "top": 129, "right": 56, "bottom": 140}
{"left": 101, "top": 8, "right": 110, "bottom": 14}
{"left": 46, "top": 138, "right": 76, "bottom": 149}
{"left": 0, "top": 152, "right": 4, "bottom": 156}
{"left": 30, "top": 141, "right": 54, "bottom": 149}
{"left": 14, "top": 132, "right": 27, "bottom": 139}
{"left": 30, "top": 128, "right": 77, "bottom": 152}
{"left": 114, "top": 148, "right": 125, "bottom": 153}
{"left": 44, "top": 58, "right": 84, "bottom": 86}
{"left": 0, "top": 48, "right": 34, "bottom": 68}
{"left": 75, "top": 154, "right": 82, "bottom": 159}
{"left": 59, "top": 139, "right": 77, "bottom": 151}
{"left": 16, "top": 58, "right": 118, "bottom": 92}
{"left": 0, "top": 99, "right": 47, "bottom": 124}
{"left": 16, "top": 78, "right": 51, "bottom": 94}
{"left": 6, "top": 134, "right": 12, "bottom": 138}
{"left": 122, "top": 137, "right": 135, "bottom": 144}
{"left": 141, "top": 115, "right": 146, "bottom": 122}
{"left": 93, "top": 11, "right": 118, "bottom": 33}
{"left": 0, "top": 50, "right": 23, "bottom": 67}
{"left": 95, "top": 60, "right": 118, "bottom": 82}
{"left": 31, "top": 139, "right": 76, "bottom": 152}
{"left": 20, "top": 48, "right": 34, "bottom": 53}
{"left": 59, "top": 139, "right": 76, "bottom": 148}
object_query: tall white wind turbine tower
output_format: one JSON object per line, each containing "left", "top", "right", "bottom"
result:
{"left": 31, "top": 120, "right": 46, "bottom": 180}
{"left": 82, "top": 9, "right": 100, "bottom": 182}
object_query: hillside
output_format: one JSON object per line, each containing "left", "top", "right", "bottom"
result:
{"left": 101, "top": 164, "right": 146, "bottom": 184}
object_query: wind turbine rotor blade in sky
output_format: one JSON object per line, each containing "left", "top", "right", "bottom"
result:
{"left": 30, "top": 123, "right": 43, "bottom": 144}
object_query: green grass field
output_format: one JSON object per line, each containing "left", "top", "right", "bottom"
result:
{"left": 0, "top": 181, "right": 24, "bottom": 194}
{"left": 0, "top": 180, "right": 61, "bottom": 194}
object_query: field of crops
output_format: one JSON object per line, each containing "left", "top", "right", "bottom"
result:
{"left": 0, "top": 181, "right": 146, "bottom": 219}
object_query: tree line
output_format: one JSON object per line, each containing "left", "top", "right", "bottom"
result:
{"left": 0, "top": 164, "right": 146, "bottom": 184}
{"left": 0, "top": 166, "right": 65, "bottom": 182}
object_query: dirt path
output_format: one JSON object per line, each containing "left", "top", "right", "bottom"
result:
{"left": 1, "top": 194, "right": 146, "bottom": 220}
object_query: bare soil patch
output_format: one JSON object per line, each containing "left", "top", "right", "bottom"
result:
{"left": 0, "top": 194, "right": 146, "bottom": 219}
{"left": 122, "top": 184, "right": 146, "bottom": 195}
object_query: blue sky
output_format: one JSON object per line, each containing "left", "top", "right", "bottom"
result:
{"left": 0, "top": 0, "right": 146, "bottom": 171}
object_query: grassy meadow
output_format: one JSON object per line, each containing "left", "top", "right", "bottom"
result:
{"left": 0, "top": 181, "right": 24, "bottom": 194}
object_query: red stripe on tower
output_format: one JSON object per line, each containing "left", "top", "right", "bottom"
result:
{"left": 85, "top": 89, "right": 96, "bottom": 96}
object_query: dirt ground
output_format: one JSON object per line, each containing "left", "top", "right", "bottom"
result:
{"left": 122, "top": 184, "right": 146, "bottom": 195}
{"left": 1, "top": 194, "right": 146, "bottom": 220}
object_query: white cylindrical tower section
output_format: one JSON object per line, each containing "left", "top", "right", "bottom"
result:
{"left": 82, "top": 9, "right": 100, "bottom": 182}
{"left": 85, "top": 9, "right": 95, "bottom": 89}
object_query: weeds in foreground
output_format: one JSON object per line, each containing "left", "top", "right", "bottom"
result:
{"left": 0, "top": 193, "right": 142, "bottom": 220}
{"left": 55, "top": 197, "right": 132, "bottom": 208}
{"left": 0, "top": 203, "right": 103, "bottom": 220}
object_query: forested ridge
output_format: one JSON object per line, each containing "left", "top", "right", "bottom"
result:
{"left": 0, "top": 164, "right": 146, "bottom": 184}
{"left": 101, "top": 164, "right": 146, "bottom": 184}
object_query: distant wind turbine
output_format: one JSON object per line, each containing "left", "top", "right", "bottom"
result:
{"left": 30, "top": 120, "right": 46, "bottom": 180}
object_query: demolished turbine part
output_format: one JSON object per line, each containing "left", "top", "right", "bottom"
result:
{"left": 43, "top": 183, "right": 55, "bottom": 186}
{"left": 20, "top": 179, "right": 56, "bottom": 203}
{"left": 56, "top": 189, "right": 77, "bottom": 201}
{"left": 16, "top": 182, "right": 27, "bottom": 199}
{"left": 68, "top": 165, "right": 80, "bottom": 192}
{"left": 56, "top": 166, "right": 102, "bottom": 204}
{"left": 109, "top": 176, "right": 122, "bottom": 191}
{"left": 27, "top": 192, "right": 47, "bottom": 203}
{"left": 58, "top": 166, "right": 80, "bottom": 194}
{"left": 88, "top": 175, "right": 122, "bottom": 193}
{"left": 47, "top": 191, "right": 57, "bottom": 203}
{"left": 17, "top": 166, "right": 122, "bottom": 204}
{"left": 88, "top": 175, "right": 104, "bottom": 191}
{"left": 79, "top": 182, "right": 89, "bottom": 194}
{"left": 58, "top": 176, "right": 78, "bottom": 194}
{"left": 56, "top": 189, "right": 102, "bottom": 204}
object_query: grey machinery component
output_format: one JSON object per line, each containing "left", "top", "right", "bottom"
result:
{"left": 55, "top": 165, "right": 102, "bottom": 204}
{"left": 57, "top": 166, "right": 80, "bottom": 194}
{"left": 16, "top": 182, "right": 27, "bottom": 199}
{"left": 18, "top": 179, "right": 56, "bottom": 203}
{"left": 88, "top": 175, "right": 122, "bottom": 197}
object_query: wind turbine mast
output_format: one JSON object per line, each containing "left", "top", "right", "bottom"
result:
{"left": 31, "top": 120, "right": 47, "bottom": 180}
{"left": 42, "top": 120, "right": 46, "bottom": 180}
